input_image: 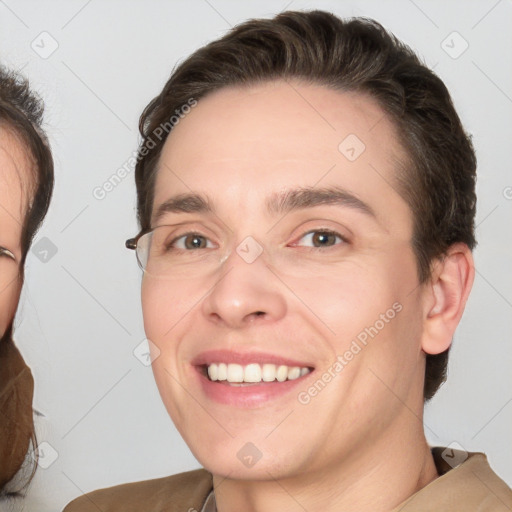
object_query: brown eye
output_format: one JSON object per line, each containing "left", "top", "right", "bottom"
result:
{"left": 312, "top": 232, "right": 337, "bottom": 247}
{"left": 171, "top": 233, "right": 212, "bottom": 250}
{"left": 296, "top": 230, "right": 346, "bottom": 249}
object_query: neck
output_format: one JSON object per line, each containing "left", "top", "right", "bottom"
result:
{"left": 213, "top": 428, "right": 438, "bottom": 512}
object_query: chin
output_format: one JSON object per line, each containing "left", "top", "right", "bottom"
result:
{"left": 185, "top": 432, "right": 305, "bottom": 481}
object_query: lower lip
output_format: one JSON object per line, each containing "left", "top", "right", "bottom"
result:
{"left": 194, "top": 367, "right": 313, "bottom": 407}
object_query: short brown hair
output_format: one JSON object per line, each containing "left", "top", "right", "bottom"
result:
{"left": 133, "top": 10, "right": 477, "bottom": 400}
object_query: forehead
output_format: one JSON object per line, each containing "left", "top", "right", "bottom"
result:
{"left": 160, "top": 80, "right": 400, "bottom": 164}
{"left": 153, "top": 80, "right": 411, "bottom": 233}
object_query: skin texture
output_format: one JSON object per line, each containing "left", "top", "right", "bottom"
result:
{"left": 0, "top": 127, "right": 34, "bottom": 490}
{"left": 0, "top": 128, "right": 29, "bottom": 337}
{"left": 141, "top": 80, "right": 474, "bottom": 512}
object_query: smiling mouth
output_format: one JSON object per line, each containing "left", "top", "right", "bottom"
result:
{"left": 199, "top": 362, "right": 313, "bottom": 385}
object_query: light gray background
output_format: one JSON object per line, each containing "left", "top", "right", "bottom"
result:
{"left": 0, "top": 1, "right": 511, "bottom": 510}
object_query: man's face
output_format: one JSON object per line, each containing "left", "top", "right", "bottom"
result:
{"left": 0, "top": 128, "right": 28, "bottom": 337}
{"left": 142, "top": 80, "right": 428, "bottom": 479}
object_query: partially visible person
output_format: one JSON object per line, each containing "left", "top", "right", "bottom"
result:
{"left": 0, "top": 65, "right": 54, "bottom": 503}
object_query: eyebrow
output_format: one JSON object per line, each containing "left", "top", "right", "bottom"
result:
{"left": 153, "top": 186, "right": 376, "bottom": 222}
{"left": 266, "top": 186, "right": 375, "bottom": 218}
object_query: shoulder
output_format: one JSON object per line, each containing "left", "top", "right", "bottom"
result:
{"left": 413, "top": 448, "right": 512, "bottom": 511}
{"left": 63, "top": 468, "right": 213, "bottom": 512}
{"left": 455, "top": 451, "right": 512, "bottom": 509}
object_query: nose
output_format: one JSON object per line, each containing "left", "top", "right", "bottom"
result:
{"left": 201, "top": 242, "right": 287, "bottom": 328}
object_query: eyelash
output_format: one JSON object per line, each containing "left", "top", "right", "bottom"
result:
{"left": 168, "top": 229, "right": 348, "bottom": 251}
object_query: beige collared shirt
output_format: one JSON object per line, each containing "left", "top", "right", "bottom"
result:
{"left": 64, "top": 447, "right": 512, "bottom": 511}
{"left": 199, "top": 448, "right": 512, "bottom": 512}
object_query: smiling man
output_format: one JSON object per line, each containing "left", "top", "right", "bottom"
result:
{"left": 65, "top": 9, "right": 512, "bottom": 512}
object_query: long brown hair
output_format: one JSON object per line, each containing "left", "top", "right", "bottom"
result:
{"left": 0, "top": 65, "right": 54, "bottom": 497}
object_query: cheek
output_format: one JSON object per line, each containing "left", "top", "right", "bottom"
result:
{"left": 142, "top": 278, "right": 183, "bottom": 408}
{"left": 141, "top": 278, "right": 175, "bottom": 344}
{"left": 0, "top": 274, "right": 22, "bottom": 336}
{"left": 141, "top": 277, "right": 198, "bottom": 345}
{"left": 285, "top": 253, "right": 420, "bottom": 376}
{"left": 283, "top": 262, "right": 402, "bottom": 339}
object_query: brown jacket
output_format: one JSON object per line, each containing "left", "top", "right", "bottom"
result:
{"left": 63, "top": 448, "right": 512, "bottom": 511}
{"left": 0, "top": 338, "right": 34, "bottom": 490}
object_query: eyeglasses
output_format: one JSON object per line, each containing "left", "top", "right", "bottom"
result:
{"left": 0, "top": 246, "right": 18, "bottom": 283}
{"left": 0, "top": 246, "right": 16, "bottom": 261}
{"left": 126, "top": 225, "right": 231, "bottom": 279}
{"left": 126, "top": 224, "right": 349, "bottom": 280}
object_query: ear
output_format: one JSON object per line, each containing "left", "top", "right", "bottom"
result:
{"left": 421, "top": 243, "right": 475, "bottom": 355}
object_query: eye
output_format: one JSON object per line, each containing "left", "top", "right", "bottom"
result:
{"left": 169, "top": 232, "right": 215, "bottom": 250}
{"left": 294, "top": 229, "right": 347, "bottom": 249}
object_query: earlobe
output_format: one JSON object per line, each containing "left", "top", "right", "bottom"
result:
{"left": 421, "top": 243, "right": 475, "bottom": 355}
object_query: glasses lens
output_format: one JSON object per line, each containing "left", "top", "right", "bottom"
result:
{"left": 0, "top": 247, "right": 16, "bottom": 261}
{"left": 135, "top": 232, "right": 152, "bottom": 271}
{"left": 135, "top": 225, "right": 230, "bottom": 279}
{"left": 136, "top": 226, "right": 180, "bottom": 277}
{"left": 0, "top": 248, "right": 18, "bottom": 284}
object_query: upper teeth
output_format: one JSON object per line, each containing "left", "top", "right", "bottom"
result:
{"left": 207, "top": 363, "right": 310, "bottom": 383}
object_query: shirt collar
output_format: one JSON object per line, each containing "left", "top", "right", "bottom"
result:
{"left": 199, "top": 448, "right": 501, "bottom": 512}
{"left": 200, "top": 489, "right": 216, "bottom": 512}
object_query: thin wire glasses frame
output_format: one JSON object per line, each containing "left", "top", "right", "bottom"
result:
{"left": 126, "top": 226, "right": 194, "bottom": 274}
{"left": 126, "top": 225, "right": 230, "bottom": 278}
{"left": 0, "top": 246, "right": 16, "bottom": 261}
{"left": 125, "top": 230, "right": 148, "bottom": 271}
{"left": 126, "top": 222, "right": 351, "bottom": 278}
